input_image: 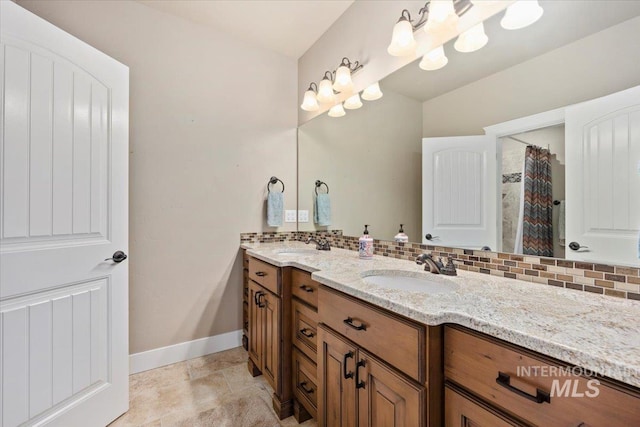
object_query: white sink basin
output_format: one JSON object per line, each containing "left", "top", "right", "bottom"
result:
{"left": 275, "top": 249, "right": 319, "bottom": 256}
{"left": 362, "top": 271, "right": 458, "bottom": 294}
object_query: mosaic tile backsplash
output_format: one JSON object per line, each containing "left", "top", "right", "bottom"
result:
{"left": 240, "top": 231, "right": 640, "bottom": 300}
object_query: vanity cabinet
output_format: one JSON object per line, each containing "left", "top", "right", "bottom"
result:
{"left": 317, "top": 285, "right": 443, "bottom": 427}
{"left": 246, "top": 256, "right": 293, "bottom": 419}
{"left": 242, "top": 250, "right": 249, "bottom": 350}
{"left": 444, "top": 325, "right": 640, "bottom": 426}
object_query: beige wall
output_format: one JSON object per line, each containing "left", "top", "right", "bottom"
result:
{"left": 298, "top": 90, "right": 423, "bottom": 241}
{"left": 422, "top": 16, "right": 640, "bottom": 137}
{"left": 18, "top": 0, "right": 298, "bottom": 354}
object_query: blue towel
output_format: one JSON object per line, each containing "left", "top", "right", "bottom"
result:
{"left": 267, "top": 192, "right": 283, "bottom": 227}
{"left": 314, "top": 193, "right": 331, "bottom": 226}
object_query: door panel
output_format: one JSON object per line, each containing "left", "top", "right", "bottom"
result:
{"left": 444, "top": 386, "right": 520, "bottom": 427}
{"left": 0, "top": 2, "right": 129, "bottom": 426}
{"left": 358, "top": 350, "right": 425, "bottom": 427}
{"left": 262, "top": 289, "right": 280, "bottom": 391}
{"left": 422, "top": 136, "right": 497, "bottom": 250}
{"left": 318, "top": 325, "right": 357, "bottom": 427}
{"left": 565, "top": 85, "right": 640, "bottom": 265}
{"left": 248, "top": 281, "right": 264, "bottom": 369}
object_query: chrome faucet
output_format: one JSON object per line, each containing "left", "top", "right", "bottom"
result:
{"left": 416, "top": 253, "right": 443, "bottom": 274}
{"left": 306, "top": 237, "right": 331, "bottom": 251}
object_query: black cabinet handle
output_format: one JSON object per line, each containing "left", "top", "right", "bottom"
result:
{"left": 299, "top": 284, "right": 314, "bottom": 293}
{"left": 496, "top": 372, "right": 550, "bottom": 404}
{"left": 300, "top": 382, "right": 314, "bottom": 394}
{"left": 343, "top": 317, "right": 366, "bottom": 331}
{"left": 253, "top": 291, "right": 260, "bottom": 306}
{"left": 300, "top": 328, "right": 314, "bottom": 338}
{"left": 256, "top": 292, "right": 266, "bottom": 308}
{"left": 343, "top": 351, "right": 354, "bottom": 379}
{"left": 355, "top": 359, "right": 366, "bottom": 389}
{"left": 255, "top": 271, "right": 267, "bottom": 277}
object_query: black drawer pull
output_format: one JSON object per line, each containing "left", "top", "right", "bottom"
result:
{"left": 343, "top": 351, "right": 354, "bottom": 379}
{"left": 343, "top": 317, "right": 366, "bottom": 331}
{"left": 255, "top": 271, "right": 267, "bottom": 277}
{"left": 299, "top": 284, "right": 314, "bottom": 293}
{"left": 496, "top": 372, "right": 550, "bottom": 404}
{"left": 300, "top": 381, "right": 314, "bottom": 394}
{"left": 300, "top": 328, "right": 314, "bottom": 338}
{"left": 355, "top": 359, "right": 366, "bottom": 389}
{"left": 253, "top": 291, "right": 261, "bottom": 306}
{"left": 256, "top": 292, "right": 266, "bottom": 308}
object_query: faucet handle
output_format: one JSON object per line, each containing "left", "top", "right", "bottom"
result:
{"left": 441, "top": 258, "right": 458, "bottom": 276}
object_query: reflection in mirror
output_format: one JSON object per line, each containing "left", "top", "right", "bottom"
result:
{"left": 298, "top": 1, "right": 640, "bottom": 266}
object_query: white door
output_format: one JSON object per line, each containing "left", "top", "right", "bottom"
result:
{"left": 0, "top": 3, "right": 129, "bottom": 426}
{"left": 565, "top": 85, "right": 640, "bottom": 265}
{"left": 422, "top": 136, "right": 498, "bottom": 250}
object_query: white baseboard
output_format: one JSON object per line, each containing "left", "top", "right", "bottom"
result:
{"left": 129, "top": 329, "right": 243, "bottom": 374}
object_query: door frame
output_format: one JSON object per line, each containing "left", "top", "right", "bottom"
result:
{"left": 483, "top": 107, "right": 566, "bottom": 253}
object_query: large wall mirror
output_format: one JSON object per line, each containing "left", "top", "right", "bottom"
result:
{"left": 298, "top": 0, "right": 640, "bottom": 266}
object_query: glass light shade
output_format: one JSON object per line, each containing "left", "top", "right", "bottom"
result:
{"left": 387, "top": 19, "right": 417, "bottom": 57}
{"left": 317, "top": 77, "right": 335, "bottom": 103}
{"left": 500, "top": 0, "right": 544, "bottom": 30}
{"left": 300, "top": 89, "right": 319, "bottom": 111}
{"left": 469, "top": 0, "right": 509, "bottom": 8}
{"left": 361, "top": 82, "right": 383, "bottom": 101}
{"left": 343, "top": 93, "right": 363, "bottom": 110}
{"left": 328, "top": 103, "right": 346, "bottom": 118}
{"left": 333, "top": 66, "right": 354, "bottom": 92}
{"left": 454, "top": 23, "right": 488, "bottom": 53}
{"left": 424, "top": 0, "right": 458, "bottom": 32}
{"left": 419, "top": 46, "right": 448, "bottom": 71}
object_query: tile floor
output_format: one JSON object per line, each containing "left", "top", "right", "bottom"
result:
{"left": 109, "top": 347, "right": 317, "bottom": 427}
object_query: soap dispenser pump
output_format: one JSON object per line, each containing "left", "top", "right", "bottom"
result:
{"left": 394, "top": 224, "right": 409, "bottom": 243}
{"left": 359, "top": 225, "right": 374, "bottom": 259}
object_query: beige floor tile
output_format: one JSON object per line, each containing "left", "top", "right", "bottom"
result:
{"left": 221, "top": 362, "right": 270, "bottom": 392}
{"left": 187, "top": 347, "right": 248, "bottom": 380}
{"left": 130, "top": 361, "right": 190, "bottom": 396}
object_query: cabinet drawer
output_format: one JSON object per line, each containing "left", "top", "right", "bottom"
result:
{"left": 291, "top": 269, "right": 318, "bottom": 308}
{"left": 293, "top": 298, "right": 318, "bottom": 362}
{"left": 445, "top": 326, "right": 640, "bottom": 426}
{"left": 248, "top": 257, "right": 279, "bottom": 295}
{"left": 445, "top": 384, "right": 524, "bottom": 427}
{"left": 319, "top": 286, "right": 425, "bottom": 382}
{"left": 293, "top": 347, "right": 318, "bottom": 418}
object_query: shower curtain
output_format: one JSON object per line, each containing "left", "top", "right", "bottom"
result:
{"left": 515, "top": 146, "right": 553, "bottom": 257}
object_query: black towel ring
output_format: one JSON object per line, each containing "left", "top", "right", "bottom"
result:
{"left": 267, "top": 176, "right": 285, "bottom": 193}
{"left": 315, "top": 180, "right": 329, "bottom": 195}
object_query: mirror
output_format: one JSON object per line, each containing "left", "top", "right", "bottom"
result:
{"left": 298, "top": 1, "right": 640, "bottom": 266}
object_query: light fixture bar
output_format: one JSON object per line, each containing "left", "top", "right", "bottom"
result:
{"left": 300, "top": 56, "right": 365, "bottom": 110}
{"left": 398, "top": 0, "right": 473, "bottom": 33}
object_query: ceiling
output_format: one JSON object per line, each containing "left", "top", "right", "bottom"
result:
{"left": 384, "top": 0, "right": 640, "bottom": 102}
{"left": 136, "top": 0, "right": 354, "bottom": 59}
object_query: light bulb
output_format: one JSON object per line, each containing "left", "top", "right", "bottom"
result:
{"left": 361, "top": 82, "right": 383, "bottom": 101}
{"left": 328, "top": 103, "right": 346, "bottom": 118}
{"left": 317, "top": 77, "right": 335, "bottom": 104}
{"left": 419, "top": 45, "right": 448, "bottom": 71}
{"left": 454, "top": 22, "right": 488, "bottom": 53}
{"left": 344, "top": 93, "right": 363, "bottom": 110}
{"left": 425, "top": 0, "right": 458, "bottom": 33}
{"left": 333, "top": 65, "right": 354, "bottom": 93}
{"left": 500, "top": 0, "right": 544, "bottom": 30}
{"left": 387, "top": 18, "right": 417, "bottom": 57}
{"left": 300, "top": 89, "right": 319, "bottom": 111}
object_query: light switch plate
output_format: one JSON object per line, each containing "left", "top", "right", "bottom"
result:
{"left": 285, "top": 210, "right": 297, "bottom": 223}
{"left": 298, "top": 210, "right": 309, "bottom": 223}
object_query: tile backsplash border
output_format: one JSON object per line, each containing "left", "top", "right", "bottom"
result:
{"left": 240, "top": 231, "right": 640, "bottom": 300}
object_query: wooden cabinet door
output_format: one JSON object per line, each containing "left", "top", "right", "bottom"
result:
{"left": 262, "top": 289, "right": 280, "bottom": 391}
{"left": 248, "top": 281, "right": 264, "bottom": 369}
{"left": 358, "top": 350, "right": 425, "bottom": 427}
{"left": 445, "top": 386, "right": 521, "bottom": 427}
{"left": 318, "top": 325, "right": 357, "bottom": 427}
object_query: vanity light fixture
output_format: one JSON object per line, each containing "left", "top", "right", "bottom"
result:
{"left": 317, "top": 71, "right": 336, "bottom": 104}
{"left": 344, "top": 93, "right": 363, "bottom": 110}
{"left": 333, "top": 57, "right": 362, "bottom": 93}
{"left": 425, "top": 0, "right": 459, "bottom": 32}
{"left": 328, "top": 103, "right": 346, "bottom": 117}
{"left": 387, "top": 10, "right": 420, "bottom": 57}
{"left": 419, "top": 45, "right": 449, "bottom": 70}
{"left": 361, "top": 82, "right": 383, "bottom": 101}
{"left": 300, "top": 82, "right": 320, "bottom": 112}
{"left": 454, "top": 22, "right": 488, "bottom": 52}
{"left": 500, "top": 0, "right": 544, "bottom": 30}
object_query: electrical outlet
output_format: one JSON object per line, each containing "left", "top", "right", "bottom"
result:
{"left": 285, "top": 210, "right": 297, "bottom": 223}
{"left": 298, "top": 210, "right": 310, "bottom": 223}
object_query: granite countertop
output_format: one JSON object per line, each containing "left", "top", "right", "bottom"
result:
{"left": 242, "top": 241, "right": 640, "bottom": 388}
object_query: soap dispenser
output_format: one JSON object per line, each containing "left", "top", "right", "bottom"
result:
{"left": 359, "top": 225, "right": 374, "bottom": 259}
{"left": 394, "top": 224, "right": 409, "bottom": 243}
